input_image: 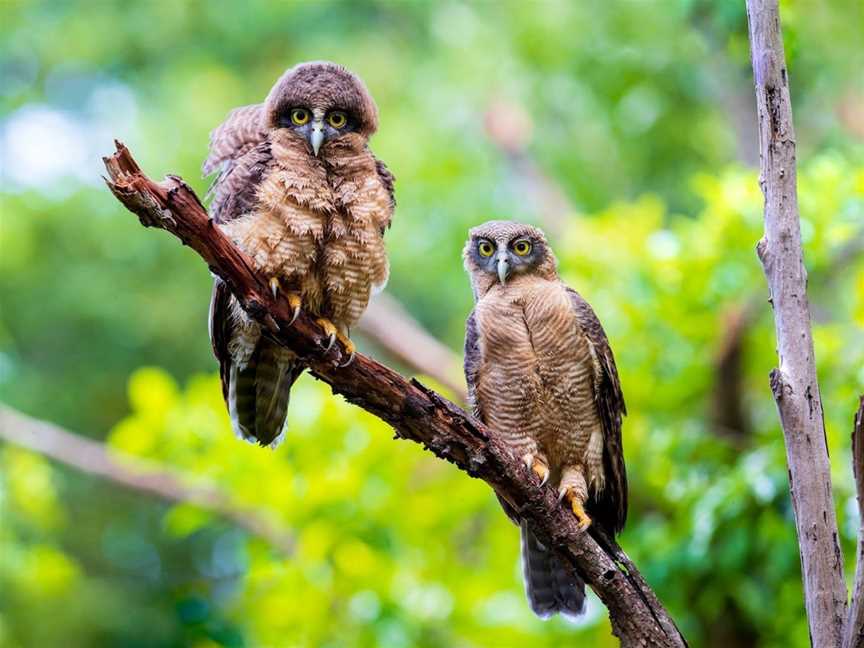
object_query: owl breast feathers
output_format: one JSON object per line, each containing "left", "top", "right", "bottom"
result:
{"left": 462, "top": 220, "right": 627, "bottom": 619}
{"left": 206, "top": 61, "right": 395, "bottom": 448}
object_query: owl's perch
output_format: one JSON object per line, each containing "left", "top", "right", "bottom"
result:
{"left": 746, "top": 2, "right": 863, "bottom": 647}
{"left": 849, "top": 398, "right": 864, "bottom": 648}
{"left": 103, "top": 140, "right": 685, "bottom": 646}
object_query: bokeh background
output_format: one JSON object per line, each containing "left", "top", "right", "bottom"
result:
{"left": 1, "top": 1, "right": 863, "bottom": 646}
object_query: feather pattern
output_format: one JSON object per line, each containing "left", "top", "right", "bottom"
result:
{"left": 566, "top": 288, "right": 628, "bottom": 533}
{"left": 462, "top": 220, "right": 627, "bottom": 618}
{"left": 203, "top": 103, "right": 267, "bottom": 177}
{"left": 520, "top": 522, "right": 586, "bottom": 618}
{"left": 205, "top": 62, "right": 394, "bottom": 447}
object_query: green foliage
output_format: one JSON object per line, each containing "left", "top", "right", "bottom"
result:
{"left": 2, "top": 1, "right": 863, "bottom": 646}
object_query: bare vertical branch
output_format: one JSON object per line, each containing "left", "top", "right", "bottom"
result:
{"left": 745, "top": 1, "right": 847, "bottom": 645}
{"left": 845, "top": 397, "right": 864, "bottom": 648}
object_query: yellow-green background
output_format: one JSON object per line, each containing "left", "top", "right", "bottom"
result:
{"left": 1, "top": 1, "right": 862, "bottom": 646}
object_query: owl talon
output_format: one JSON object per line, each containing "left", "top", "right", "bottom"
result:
{"left": 315, "top": 318, "right": 338, "bottom": 351}
{"left": 335, "top": 334, "right": 356, "bottom": 367}
{"left": 559, "top": 487, "right": 592, "bottom": 531}
{"left": 522, "top": 453, "right": 550, "bottom": 486}
{"left": 269, "top": 277, "right": 281, "bottom": 299}
{"left": 286, "top": 293, "right": 301, "bottom": 325}
{"left": 268, "top": 279, "right": 302, "bottom": 325}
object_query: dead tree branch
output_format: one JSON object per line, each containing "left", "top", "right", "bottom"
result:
{"left": 102, "top": 141, "right": 686, "bottom": 647}
{"left": 0, "top": 405, "right": 295, "bottom": 553}
{"left": 746, "top": 1, "right": 847, "bottom": 645}
{"left": 846, "top": 397, "right": 864, "bottom": 648}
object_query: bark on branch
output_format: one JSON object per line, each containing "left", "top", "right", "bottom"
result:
{"left": 846, "top": 397, "right": 864, "bottom": 648}
{"left": 746, "top": 1, "right": 847, "bottom": 645}
{"left": 0, "top": 405, "right": 295, "bottom": 553}
{"left": 102, "top": 141, "right": 686, "bottom": 647}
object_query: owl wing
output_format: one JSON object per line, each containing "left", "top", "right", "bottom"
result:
{"left": 463, "top": 309, "right": 484, "bottom": 421}
{"left": 203, "top": 103, "right": 267, "bottom": 176}
{"left": 566, "top": 288, "right": 628, "bottom": 535}
{"left": 373, "top": 155, "right": 396, "bottom": 234}
{"left": 203, "top": 103, "right": 272, "bottom": 224}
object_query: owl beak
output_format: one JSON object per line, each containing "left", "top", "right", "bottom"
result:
{"left": 310, "top": 119, "right": 325, "bottom": 156}
{"left": 497, "top": 254, "right": 510, "bottom": 284}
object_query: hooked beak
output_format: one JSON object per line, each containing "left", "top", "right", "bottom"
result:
{"left": 497, "top": 253, "right": 510, "bottom": 284}
{"left": 310, "top": 119, "right": 325, "bottom": 156}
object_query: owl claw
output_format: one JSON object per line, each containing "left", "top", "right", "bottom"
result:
{"left": 522, "top": 454, "right": 550, "bottom": 486}
{"left": 269, "top": 278, "right": 302, "bottom": 325}
{"left": 335, "top": 334, "right": 356, "bottom": 367}
{"left": 286, "top": 294, "right": 301, "bottom": 325}
{"left": 559, "top": 487, "right": 592, "bottom": 531}
{"left": 315, "top": 318, "right": 338, "bottom": 352}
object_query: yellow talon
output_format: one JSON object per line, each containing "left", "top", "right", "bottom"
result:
{"left": 285, "top": 293, "right": 301, "bottom": 325}
{"left": 315, "top": 318, "right": 338, "bottom": 351}
{"left": 523, "top": 454, "right": 550, "bottom": 485}
{"left": 561, "top": 488, "right": 592, "bottom": 531}
{"left": 268, "top": 278, "right": 301, "bottom": 324}
{"left": 335, "top": 332, "right": 356, "bottom": 367}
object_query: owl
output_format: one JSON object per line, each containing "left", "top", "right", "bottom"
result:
{"left": 205, "top": 61, "right": 395, "bottom": 447}
{"left": 462, "top": 221, "right": 627, "bottom": 618}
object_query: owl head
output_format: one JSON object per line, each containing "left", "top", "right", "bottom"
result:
{"left": 463, "top": 221, "right": 559, "bottom": 297}
{"left": 264, "top": 61, "right": 379, "bottom": 156}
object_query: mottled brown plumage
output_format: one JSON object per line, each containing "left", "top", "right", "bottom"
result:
{"left": 206, "top": 61, "right": 395, "bottom": 447}
{"left": 462, "top": 220, "right": 627, "bottom": 618}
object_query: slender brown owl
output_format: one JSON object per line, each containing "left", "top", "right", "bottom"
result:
{"left": 462, "top": 221, "right": 627, "bottom": 619}
{"left": 205, "top": 61, "right": 395, "bottom": 447}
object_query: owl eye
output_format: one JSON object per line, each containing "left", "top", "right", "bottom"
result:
{"left": 327, "top": 111, "right": 348, "bottom": 128}
{"left": 513, "top": 240, "right": 532, "bottom": 256}
{"left": 290, "top": 108, "right": 310, "bottom": 126}
{"left": 478, "top": 241, "right": 494, "bottom": 257}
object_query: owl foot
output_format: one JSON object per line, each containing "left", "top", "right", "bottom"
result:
{"left": 335, "top": 332, "right": 356, "bottom": 367}
{"left": 269, "top": 277, "right": 281, "bottom": 299}
{"left": 315, "top": 318, "right": 338, "bottom": 351}
{"left": 559, "top": 487, "right": 592, "bottom": 531}
{"left": 285, "top": 293, "right": 301, "bottom": 325}
{"left": 269, "top": 278, "right": 301, "bottom": 325}
{"left": 522, "top": 453, "right": 550, "bottom": 486}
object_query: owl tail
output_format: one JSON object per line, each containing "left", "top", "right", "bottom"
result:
{"left": 520, "top": 521, "right": 586, "bottom": 619}
{"left": 228, "top": 338, "right": 301, "bottom": 448}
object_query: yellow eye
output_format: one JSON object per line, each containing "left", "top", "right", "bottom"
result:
{"left": 290, "top": 108, "right": 310, "bottom": 126}
{"left": 513, "top": 240, "right": 532, "bottom": 256}
{"left": 327, "top": 111, "right": 348, "bottom": 128}
{"left": 478, "top": 241, "right": 494, "bottom": 257}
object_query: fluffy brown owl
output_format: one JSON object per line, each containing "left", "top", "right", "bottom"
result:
{"left": 462, "top": 221, "right": 627, "bottom": 618}
{"left": 205, "top": 61, "right": 395, "bottom": 447}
